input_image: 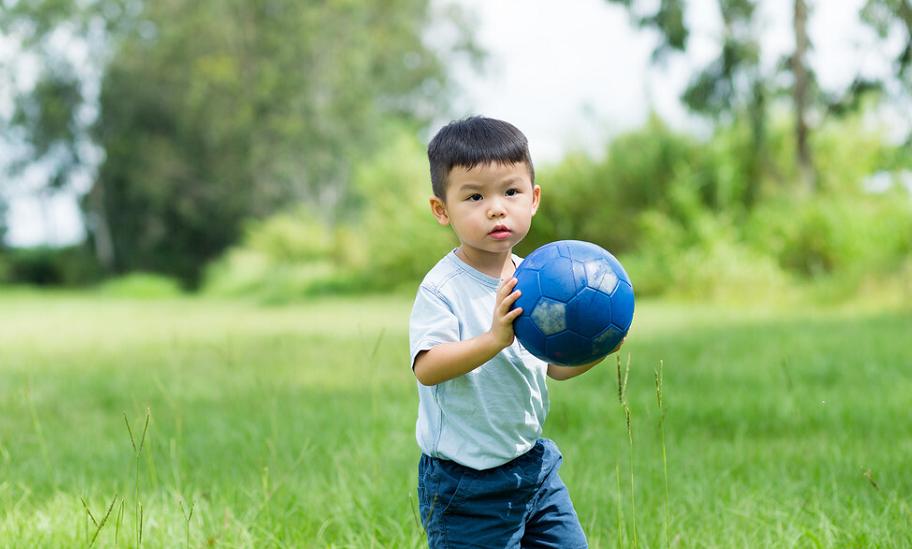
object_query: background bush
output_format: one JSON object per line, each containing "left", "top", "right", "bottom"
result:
{"left": 197, "top": 116, "right": 912, "bottom": 304}
{"left": 203, "top": 131, "right": 455, "bottom": 301}
{"left": 96, "top": 272, "right": 183, "bottom": 298}
{"left": 6, "top": 114, "right": 910, "bottom": 306}
{"left": 0, "top": 245, "right": 102, "bottom": 286}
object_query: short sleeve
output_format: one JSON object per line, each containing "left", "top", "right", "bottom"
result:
{"left": 409, "top": 285, "right": 460, "bottom": 370}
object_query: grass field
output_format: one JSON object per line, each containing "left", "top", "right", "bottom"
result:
{"left": 1, "top": 290, "right": 910, "bottom": 547}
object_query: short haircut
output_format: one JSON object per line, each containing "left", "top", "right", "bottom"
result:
{"left": 427, "top": 116, "right": 535, "bottom": 200}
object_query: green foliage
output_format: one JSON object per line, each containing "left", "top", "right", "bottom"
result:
{"left": 9, "top": 67, "right": 84, "bottom": 189}
{"left": 204, "top": 131, "right": 455, "bottom": 301}
{"left": 604, "top": 0, "right": 688, "bottom": 60}
{"left": 0, "top": 252, "right": 9, "bottom": 283}
{"left": 525, "top": 117, "right": 708, "bottom": 255}
{"left": 812, "top": 114, "right": 894, "bottom": 193}
{"left": 96, "top": 272, "right": 183, "bottom": 298}
{"left": 346, "top": 131, "right": 457, "bottom": 291}
{"left": 3, "top": 0, "right": 475, "bottom": 286}
{"left": 91, "top": 0, "right": 466, "bottom": 287}
{"left": 0, "top": 245, "right": 102, "bottom": 286}
{"left": 748, "top": 192, "right": 912, "bottom": 279}
{"left": 200, "top": 116, "right": 912, "bottom": 304}
{"left": 528, "top": 115, "right": 911, "bottom": 303}
{"left": 626, "top": 208, "right": 794, "bottom": 302}
{"left": 0, "top": 201, "right": 6, "bottom": 244}
{"left": 202, "top": 207, "right": 341, "bottom": 301}
{"left": 860, "top": 0, "right": 912, "bottom": 116}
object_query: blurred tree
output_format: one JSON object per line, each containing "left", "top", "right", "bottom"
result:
{"left": 606, "top": 0, "right": 821, "bottom": 199}
{"left": 791, "top": 0, "right": 815, "bottom": 193}
{"left": 606, "top": 0, "right": 767, "bottom": 205}
{"left": 1, "top": 0, "right": 478, "bottom": 286}
{"left": 857, "top": 0, "right": 912, "bottom": 145}
{"left": 526, "top": 116, "right": 709, "bottom": 256}
{"left": 8, "top": 66, "right": 84, "bottom": 198}
{"left": 1, "top": 0, "right": 138, "bottom": 265}
{"left": 0, "top": 199, "right": 7, "bottom": 246}
{"left": 2, "top": 57, "right": 91, "bottom": 251}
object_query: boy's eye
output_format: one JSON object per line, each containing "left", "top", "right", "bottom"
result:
{"left": 467, "top": 193, "right": 483, "bottom": 202}
{"left": 506, "top": 188, "right": 519, "bottom": 196}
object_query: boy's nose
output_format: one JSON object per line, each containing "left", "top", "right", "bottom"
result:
{"left": 487, "top": 200, "right": 506, "bottom": 218}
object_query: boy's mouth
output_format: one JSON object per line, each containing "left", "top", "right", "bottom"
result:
{"left": 488, "top": 225, "right": 512, "bottom": 240}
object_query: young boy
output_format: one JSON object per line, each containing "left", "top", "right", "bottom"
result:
{"left": 410, "top": 116, "right": 618, "bottom": 548}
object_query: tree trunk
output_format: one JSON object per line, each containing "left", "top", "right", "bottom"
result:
{"left": 792, "top": 0, "right": 815, "bottom": 194}
{"left": 87, "top": 180, "right": 116, "bottom": 271}
{"left": 745, "top": 77, "right": 767, "bottom": 208}
{"left": 39, "top": 189, "right": 58, "bottom": 244}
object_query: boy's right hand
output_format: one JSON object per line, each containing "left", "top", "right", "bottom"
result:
{"left": 490, "top": 277, "right": 523, "bottom": 349}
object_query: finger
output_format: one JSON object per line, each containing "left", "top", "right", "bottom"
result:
{"left": 500, "top": 290, "right": 521, "bottom": 312}
{"left": 499, "top": 277, "right": 517, "bottom": 295}
{"left": 505, "top": 289, "right": 521, "bottom": 305}
{"left": 506, "top": 307, "right": 523, "bottom": 321}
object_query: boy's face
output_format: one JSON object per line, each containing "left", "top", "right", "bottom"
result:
{"left": 430, "top": 162, "right": 541, "bottom": 259}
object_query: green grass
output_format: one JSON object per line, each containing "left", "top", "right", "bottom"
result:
{"left": 1, "top": 290, "right": 910, "bottom": 547}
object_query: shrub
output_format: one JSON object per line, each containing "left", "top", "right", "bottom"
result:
{"left": 96, "top": 273, "right": 183, "bottom": 298}
{"left": 199, "top": 117, "right": 912, "bottom": 303}
{"left": 0, "top": 253, "right": 9, "bottom": 283}
{"left": 625, "top": 208, "right": 794, "bottom": 303}
{"left": 203, "top": 130, "right": 455, "bottom": 301}
{"left": 526, "top": 117, "right": 709, "bottom": 256}
{"left": 202, "top": 207, "right": 340, "bottom": 300}
{"left": 0, "top": 245, "right": 103, "bottom": 286}
{"left": 747, "top": 191, "right": 912, "bottom": 280}
{"left": 346, "top": 131, "right": 456, "bottom": 291}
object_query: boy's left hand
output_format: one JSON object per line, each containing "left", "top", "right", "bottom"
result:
{"left": 489, "top": 277, "right": 523, "bottom": 350}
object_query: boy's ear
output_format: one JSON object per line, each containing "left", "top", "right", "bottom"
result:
{"left": 530, "top": 184, "right": 542, "bottom": 216}
{"left": 429, "top": 196, "right": 450, "bottom": 225}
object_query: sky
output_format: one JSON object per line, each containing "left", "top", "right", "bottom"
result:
{"left": 1, "top": 0, "right": 893, "bottom": 246}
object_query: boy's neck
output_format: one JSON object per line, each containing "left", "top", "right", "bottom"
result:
{"left": 455, "top": 246, "right": 516, "bottom": 280}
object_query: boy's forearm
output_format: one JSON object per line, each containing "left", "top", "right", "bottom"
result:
{"left": 414, "top": 333, "right": 504, "bottom": 386}
{"left": 549, "top": 340, "right": 626, "bottom": 381}
{"left": 547, "top": 358, "right": 603, "bottom": 380}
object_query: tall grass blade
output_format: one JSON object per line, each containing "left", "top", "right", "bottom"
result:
{"left": 123, "top": 413, "right": 137, "bottom": 453}
{"left": 656, "top": 360, "right": 670, "bottom": 549}
{"left": 138, "top": 409, "right": 151, "bottom": 453}
{"left": 863, "top": 468, "right": 880, "bottom": 492}
{"left": 409, "top": 494, "right": 421, "bottom": 530}
{"left": 616, "top": 356, "right": 623, "bottom": 404}
{"left": 89, "top": 495, "right": 118, "bottom": 547}
{"left": 115, "top": 498, "right": 125, "bottom": 546}
{"left": 26, "top": 379, "right": 52, "bottom": 473}
{"left": 80, "top": 497, "right": 99, "bottom": 527}
{"left": 616, "top": 353, "right": 637, "bottom": 548}
{"left": 615, "top": 463, "right": 624, "bottom": 548}
{"left": 180, "top": 498, "right": 194, "bottom": 549}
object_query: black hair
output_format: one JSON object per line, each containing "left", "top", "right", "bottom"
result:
{"left": 427, "top": 116, "right": 535, "bottom": 200}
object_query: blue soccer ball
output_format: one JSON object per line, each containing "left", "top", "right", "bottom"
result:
{"left": 512, "top": 240, "right": 634, "bottom": 366}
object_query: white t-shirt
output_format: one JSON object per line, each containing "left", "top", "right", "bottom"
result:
{"left": 409, "top": 249, "right": 550, "bottom": 470}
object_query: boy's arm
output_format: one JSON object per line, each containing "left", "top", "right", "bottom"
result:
{"left": 414, "top": 278, "right": 523, "bottom": 386}
{"left": 546, "top": 339, "right": 626, "bottom": 381}
{"left": 546, "top": 358, "right": 603, "bottom": 381}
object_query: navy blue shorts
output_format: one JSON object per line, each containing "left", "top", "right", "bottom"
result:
{"left": 417, "top": 438, "right": 587, "bottom": 548}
